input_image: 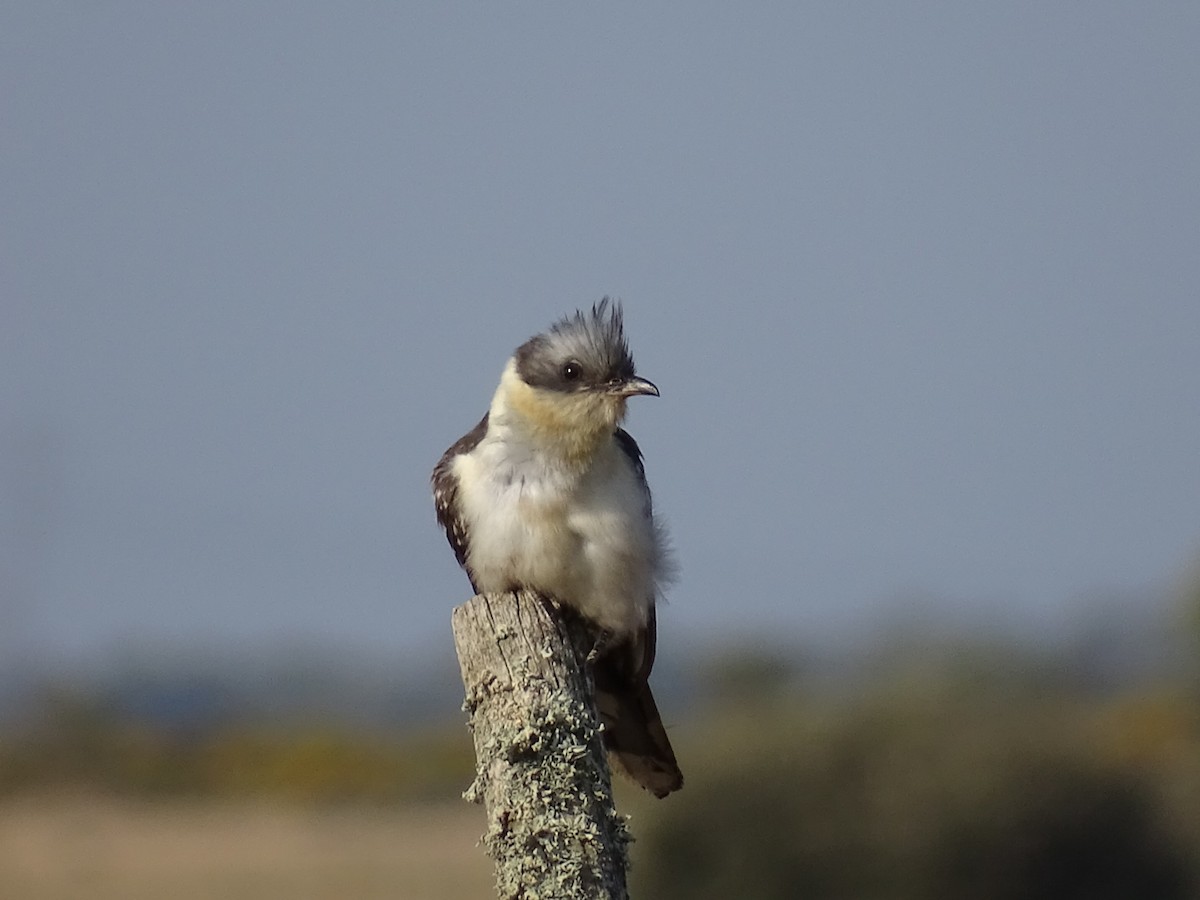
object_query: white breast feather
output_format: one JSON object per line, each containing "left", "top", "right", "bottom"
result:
{"left": 452, "top": 434, "right": 659, "bottom": 636}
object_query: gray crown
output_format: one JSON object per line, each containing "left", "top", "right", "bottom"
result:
{"left": 514, "top": 299, "right": 637, "bottom": 392}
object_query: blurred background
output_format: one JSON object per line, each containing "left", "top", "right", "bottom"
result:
{"left": 3, "top": 4, "right": 1199, "bottom": 898}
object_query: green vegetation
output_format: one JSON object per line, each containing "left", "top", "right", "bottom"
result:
{"left": 629, "top": 648, "right": 1200, "bottom": 899}
{"left": 0, "top": 689, "right": 475, "bottom": 803}
{"left": 5, "top": 591, "right": 1200, "bottom": 897}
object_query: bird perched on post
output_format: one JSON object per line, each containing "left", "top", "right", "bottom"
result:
{"left": 432, "top": 300, "right": 683, "bottom": 798}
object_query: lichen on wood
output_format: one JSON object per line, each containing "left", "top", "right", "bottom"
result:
{"left": 452, "top": 591, "right": 631, "bottom": 900}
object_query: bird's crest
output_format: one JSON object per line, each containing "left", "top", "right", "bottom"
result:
{"left": 515, "top": 299, "right": 636, "bottom": 391}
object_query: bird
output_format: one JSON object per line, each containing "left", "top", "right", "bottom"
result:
{"left": 432, "top": 299, "right": 683, "bottom": 798}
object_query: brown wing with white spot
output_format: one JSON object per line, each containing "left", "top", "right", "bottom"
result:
{"left": 596, "top": 428, "right": 682, "bottom": 796}
{"left": 431, "top": 414, "right": 489, "bottom": 592}
{"left": 594, "top": 607, "right": 683, "bottom": 797}
{"left": 614, "top": 426, "right": 652, "bottom": 519}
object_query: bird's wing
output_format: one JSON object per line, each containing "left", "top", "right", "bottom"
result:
{"left": 613, "top": 427, "right": 652, "bottom": 518}
{"left": 612, "top": 427, "right": 659, "bottom": 682}
{"left": 593, "top": 606, "right": 682, "bottom": 797}
{"left": 431, "top": 413, "right": 489, "bottom": 590}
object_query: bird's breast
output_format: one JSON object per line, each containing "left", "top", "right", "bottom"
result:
{"left": 451, "top": 441, "right": 656, "bottom": 635}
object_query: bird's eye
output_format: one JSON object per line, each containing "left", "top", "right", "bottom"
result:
{"left": 561, "top": 361, "right": 582, "bottom": 381}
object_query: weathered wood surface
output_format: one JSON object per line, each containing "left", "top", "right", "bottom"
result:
{"left": 452, "top": 591, "right": 631, "bottom": 900}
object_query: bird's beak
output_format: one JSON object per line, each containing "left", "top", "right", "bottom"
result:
{"left": 610, "top": 376, "right": 660, "bottom": 398}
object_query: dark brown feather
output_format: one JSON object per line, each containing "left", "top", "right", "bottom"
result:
{"left": 592, "top": 609, "right": 683, "bottom": 798}
{"left": 597, "top": 430, "right": 682, "bottom": 795}
{"left": 431, "top": 413, "right": 488, "bottom": 591}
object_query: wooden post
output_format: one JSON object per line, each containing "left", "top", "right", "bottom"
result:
{"left": 452, "top": 591, "right": 631, "bottom": 900}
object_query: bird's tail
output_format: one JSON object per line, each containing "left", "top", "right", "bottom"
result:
{"left": 594, "top": 660, "right": 683, "bottom": 798}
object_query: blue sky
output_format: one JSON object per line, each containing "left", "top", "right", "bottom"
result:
{"left": 3, "top": 4, "right": 1198, "bottom": 667}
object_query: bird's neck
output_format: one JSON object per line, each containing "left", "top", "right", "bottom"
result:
{"left": 488, "top": 361, "right": 622, "bottom": 470}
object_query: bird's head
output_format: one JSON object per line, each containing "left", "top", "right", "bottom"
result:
{"left": 495, "top": 300, "right": 658, "bottom": 461}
